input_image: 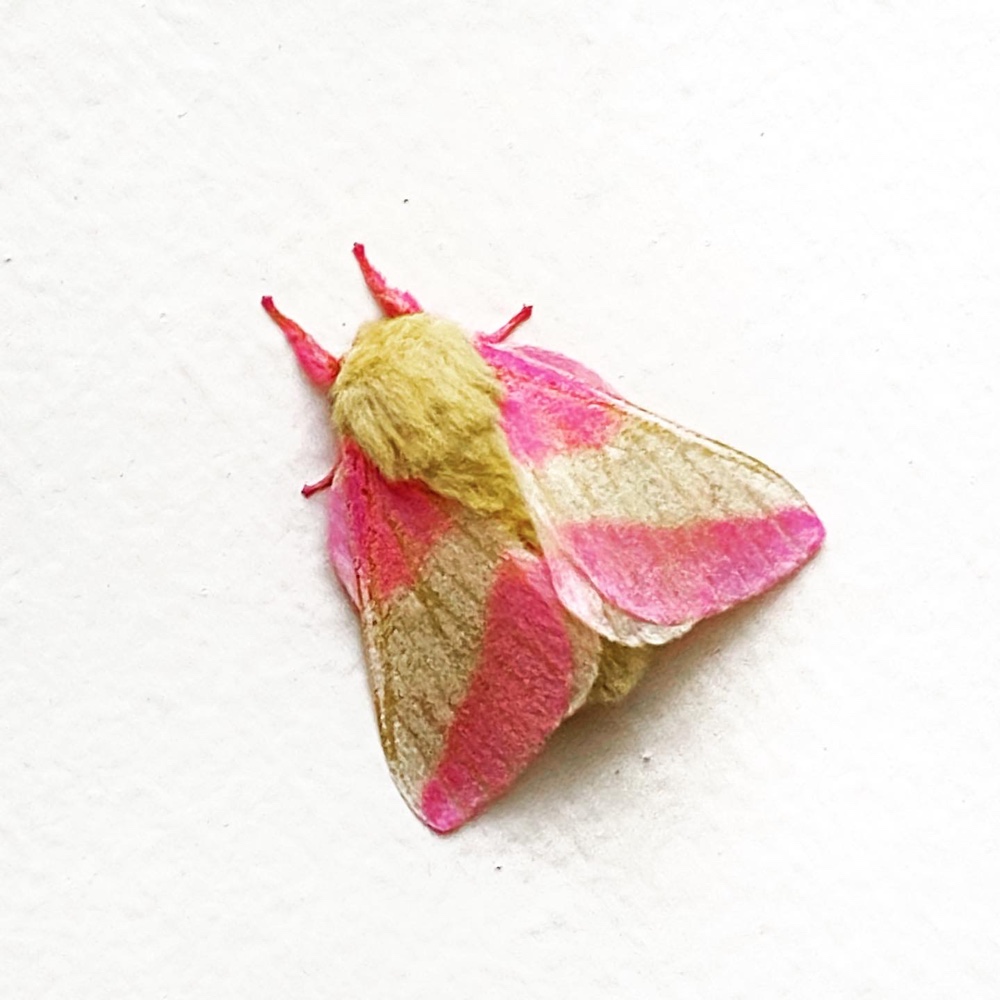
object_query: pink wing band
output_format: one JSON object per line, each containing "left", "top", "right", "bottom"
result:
{"left": 419, "top": 553, "right": 576, "bottom": 832}
{"left": 335, "top": 444, "right": 453, "bottom": 603}
{"left": 478, "top": 341, "right": 623, "bottom": 463}
{"left": 561, "top": 510, "right": 824, "bottom": 624}
{"left": 327, "top": 464, "right": 360, "bottom": 607}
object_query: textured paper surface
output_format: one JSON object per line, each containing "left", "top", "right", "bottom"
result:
{"left": 2, "top": 2, "right": 998, "bottom": 996}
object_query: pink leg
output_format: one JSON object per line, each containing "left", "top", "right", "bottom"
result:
{"left": 480, "top": 304, "right": 533, "bottom": 344}
{"left": 302, "top": 467, "right": 336, "bottom": 498}
{"left": 352, "top": 243, "right": 422, "bottom": 317}
{"left": 262, "top": 297, "right": 340, "bottom": 389}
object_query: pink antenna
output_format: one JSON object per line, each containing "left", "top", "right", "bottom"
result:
{"left": 261, "top": 296, "right": 340, "bottom": 389}
{"left": 353, "top": 243, "right": 422, "bottom": 316}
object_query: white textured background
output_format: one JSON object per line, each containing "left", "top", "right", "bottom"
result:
{"left": 3, "top": 2, "right": 999, "bottom": 996}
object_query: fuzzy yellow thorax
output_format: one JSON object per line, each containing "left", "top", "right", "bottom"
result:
{"left": 332, "top": 313, "right": 533, "bottom": 538}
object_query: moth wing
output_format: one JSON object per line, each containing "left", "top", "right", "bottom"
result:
{"left": 327, "top": 461, "right": 361, "bottom": 608}
{"left": 333, "top": 440, "right": 601, "bottom": 832}
{"left": 478, "top": 340, "right": 825, "bottom": 644}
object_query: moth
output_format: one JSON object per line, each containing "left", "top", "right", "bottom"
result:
{"left": 264, "top": 245, "right": 824, "bottom": 833}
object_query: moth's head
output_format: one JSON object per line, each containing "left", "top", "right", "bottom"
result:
{"left": 332, "top": 310, "right": 499, "bottom": 462}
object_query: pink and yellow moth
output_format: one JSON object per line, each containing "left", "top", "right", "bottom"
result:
{"left": 263, "top": 244, "right": 824, "bottom": 833}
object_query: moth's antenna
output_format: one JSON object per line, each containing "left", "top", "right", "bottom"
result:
{"left": 261, "top": 296, "right": 341, "bottom": 389}
{"left": 353, "top": 243, "right": 422, "bottom": 317}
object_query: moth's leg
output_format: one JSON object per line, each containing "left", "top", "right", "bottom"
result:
{"left": 480, "top": 304, "right": 533, "bottom": 344}
{"left": 262, "top": 297, "right": 340, "bottom": 389}
{"left": 352, "top": 243, "right": 422, "bottom": 317}
{"left": 302, "top": 467, "right": 336, "bottom": 498}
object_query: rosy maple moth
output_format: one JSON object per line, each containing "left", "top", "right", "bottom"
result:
{"left": 263, "top": 244, "right": 824, "bottom": 833}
